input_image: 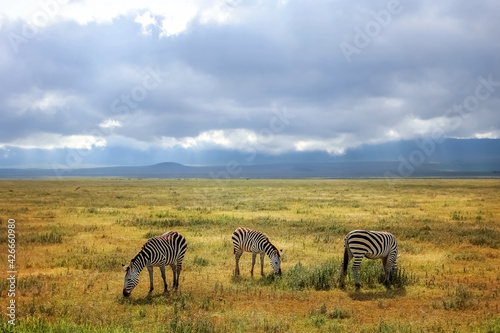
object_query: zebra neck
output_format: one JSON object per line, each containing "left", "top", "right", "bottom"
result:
{"left": 131, "top": 251, "right": 148, "bottom": 272}
{"left": 263, "top": 242, "right": 277, "bottom": 258}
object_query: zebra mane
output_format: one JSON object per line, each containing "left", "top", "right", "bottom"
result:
{"left": 131, "top": 243, "right": 149, "bottom": 265}
{"left": 131, "top": 252, "right": 142, "bottom": 264}
{"left": 266, "top": 238, "right": 280, "bottom": 257}
{"left": 257, "top": 231, "right": 280, "bottom": 257}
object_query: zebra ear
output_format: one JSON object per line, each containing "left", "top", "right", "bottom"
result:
{"left": 397, "top": 254, "right": 401, "bottom": 258}
{"left": 122, "top": 264, "right": 129, "bottom": 271}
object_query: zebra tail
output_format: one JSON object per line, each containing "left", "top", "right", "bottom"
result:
{"left": 342, "top": 245, "right": 349, "bottom": 273}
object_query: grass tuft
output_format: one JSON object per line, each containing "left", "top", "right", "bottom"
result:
{"left": 193, "top": 255, "right": 210, "bottom": 267}
{"left": 25, "top": 227, "right": 63, "bottom": 244}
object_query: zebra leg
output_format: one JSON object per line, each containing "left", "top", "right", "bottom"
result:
{"left": 170, "top": 264, "right": 177, "bottom": 290}
{"left": 175, "top": 262, "right": 182, "bottom": 289}
{"left": 260, "top": 253, "right": 265, "bottom": 276}
{"left": 234, "top": 250, "right": 242, "bottom": 276}
{"left": 387, "top": 255, "right": 398, "bottom": 286}
{"left": 159, "top": 264, "right": 168, "bottom": 292}
{"left": 146, "top": 265, "right": 154, "bottom": 294}
{"left": 382, "top": 256, "right": 390, "bottom": 287}
{"left": 251, "top": 252, "right": 257, "bottom": 277}
{"left": 352, "top": 256, "right": 363, "bottom": 290}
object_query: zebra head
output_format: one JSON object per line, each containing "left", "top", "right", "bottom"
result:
{"left": 122, "top": 263, "right": 139, "bottom": 297}
{"left": 269, "top": 249, "right": 282, "bottom": 275}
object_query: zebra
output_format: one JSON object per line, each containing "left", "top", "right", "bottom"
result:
{"left": 232, "top": 227, "right": 282, "bottom": 276}
{"left": 122, "top": 231, "right": 187, "bottom": 297}
{"left": 340, "top": 230, "right": 400, "bottom": 289}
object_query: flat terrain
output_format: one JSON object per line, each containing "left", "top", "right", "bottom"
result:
{"left": 0, "top": 178, "right": 499, "bottom": 332}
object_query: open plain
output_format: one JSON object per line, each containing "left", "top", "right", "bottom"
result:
{"left": 0, "top": 178, "right": 499, "bottom": 332}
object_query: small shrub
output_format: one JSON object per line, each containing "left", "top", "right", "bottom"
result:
{"left": 143, "top": 230, "right": 161, "bottom": 239}
{"left": 309, "top": 260, "right": 340, "bottom": 290}
{"left": 329, "top": 307, "right": 351, "bottom": 319}
{"left": 83, "top": 225, "right": 98, "bottom": 232}
{"left": 193, "top": 256, "right": 210, "bottom": 267}
{"left": 309, "top": 315, "right": 326, "bottom": 328}
{"left": 452, "top": 211, "right": 464, "bottom": 221}
{"left": 435, "top": 285, "right": 479, "bottom": 311}
{"left": 88, "top": 207, "right": 99, "bottom": 214}
{"left": 283, "top": 262, "right": 309, "bottom": 290}
{"left": 282, "top": 260, "right": 341, "bottom": 291}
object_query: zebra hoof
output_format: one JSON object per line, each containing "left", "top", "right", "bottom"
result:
{"left": 355, "top": 284, "right": 361, "bottom": 290}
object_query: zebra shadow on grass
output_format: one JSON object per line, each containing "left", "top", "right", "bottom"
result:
{"left": 343, "top": 263, "right": 416, "bottom": 301}
{"left": 347, "top": 287, "right": 407, "bottom": 301}
{"left": 117, "top": 290, "right": 189, "bottom": 306}
{"left": 230, "top": 273, "right": 279, "bottom": 286}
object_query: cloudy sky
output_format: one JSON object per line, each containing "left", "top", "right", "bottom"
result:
{"left": 0, "top": 0, "right": 499, "bottom": 168}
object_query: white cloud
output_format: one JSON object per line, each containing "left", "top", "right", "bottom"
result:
{"left": 2, "top": 133, "right": 106, "bottom": 150}
{"left": 2, "top": 0, "right": 249, "bottom": 36}
{"left": 294, "top": 138, "right": 347, "bottom": 156}
{"left": 157, "top": 129, "right": 352, "bottom": 156}
{"left": 135, "top": 11, "right": 158, "bottom": 35}
{"left": 8, "top": 90, "right": 72, "bottom": 116}
{"left": 99, "top": 119, "right": 122, "bottom": 129}
{"left": 386, "top": 130, "right": 400, "bottom": 138}
{"left": 474, "top": 131, "right": 499, "bottom": 139}
{"left": 159, "top": 129, "right": 260, "bottom": 150}
{"left": 391, "top": 116, "right": 459, "bottom": 139}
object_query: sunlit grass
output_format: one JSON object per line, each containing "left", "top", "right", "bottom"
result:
{"left": 0, "top": 178, "right": 499, "bottom": 332}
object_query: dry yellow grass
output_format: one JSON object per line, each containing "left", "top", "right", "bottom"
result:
{"left": 0, "top": 178, "right": 499, "bottom": 332}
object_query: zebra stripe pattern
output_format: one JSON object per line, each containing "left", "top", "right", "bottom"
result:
{"left": 340, "top": 230, "right": 399, "bottom": 289}
{"left": 232, "top": 227, "right": 282, "bottom": 276}
{"left": 122, "top": 231, "right": 187, "bottom": 297}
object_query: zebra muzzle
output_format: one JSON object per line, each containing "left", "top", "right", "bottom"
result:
{"left": 123, "top": 289, "right": 131, "bottom": 297}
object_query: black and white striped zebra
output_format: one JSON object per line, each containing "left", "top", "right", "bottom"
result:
{"left": 122, "top": 231, "right": 187, "bottom": 297}
{"left": 340, "top": 230, "right": 400, "bottom": 289}
{"left": 232, "top": 227, "right": 282, "bottom": 276}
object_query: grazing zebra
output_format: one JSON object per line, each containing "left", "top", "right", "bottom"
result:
{"left": 122, "top": 231, "right": 187, "bottom": 297}
{"left": 340, "top": 230, "right": 400, "bottom": 289}
{"left": 232, "top": 227, "right": 282, "bottom": 276}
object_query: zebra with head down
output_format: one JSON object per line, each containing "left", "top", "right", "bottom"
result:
{"left": 122, "top": 231, "right": 187, "bottom": 297}
{"left": 232, "top": 227, "right": 282, "bottom": 277}
{"left": 340, "top": 230, "right": 400, "bottom": 289}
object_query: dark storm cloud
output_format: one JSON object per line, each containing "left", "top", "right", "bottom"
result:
{"left": 0, "top": 0, "right": 499, "bottom": 166}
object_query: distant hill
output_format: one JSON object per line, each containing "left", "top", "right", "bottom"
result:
{"left": 0, "top": 161, "right": 498, "bottom": 179}
{"left": 0, "top": 139, "right": 499, "bottom": 179}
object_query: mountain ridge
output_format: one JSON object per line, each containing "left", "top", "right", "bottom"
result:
{"left": 0, "top": 160, "right": 498, "bottom": 179}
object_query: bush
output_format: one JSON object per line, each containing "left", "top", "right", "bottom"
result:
{"left": 329, "top": 307, "right": 351, "bottom": 319}
{"left": 282, "top": 260, "right": 341, "bottom": 291}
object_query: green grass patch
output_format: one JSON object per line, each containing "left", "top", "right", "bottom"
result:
{"left": 24, "top": 227, "right": 63, "bottom": 244}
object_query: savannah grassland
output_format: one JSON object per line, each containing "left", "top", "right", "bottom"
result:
{"left": 0, "top": 178, "right": 499, "bottom": 333}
